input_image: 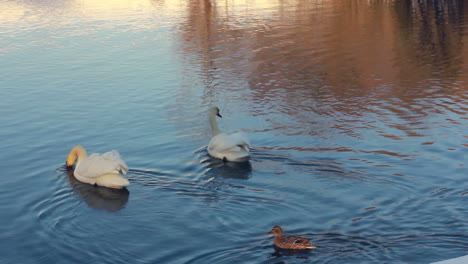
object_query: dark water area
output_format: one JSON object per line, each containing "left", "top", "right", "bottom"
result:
{"left": 0, "top": 0, "right": 467, "bottom": 263}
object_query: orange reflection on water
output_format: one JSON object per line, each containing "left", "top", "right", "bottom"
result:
{"left": 177, "top": 0, "right": 467, "bottom": 121}
{"left": 1, "top": 0, "right": 466, "bottom": 123}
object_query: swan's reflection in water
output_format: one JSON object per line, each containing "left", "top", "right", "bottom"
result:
{"left": 203, "top": 156, "right": 252, "bottom": 180}
{"left": 65, "top": 167, "right": 129, "bottom": 212}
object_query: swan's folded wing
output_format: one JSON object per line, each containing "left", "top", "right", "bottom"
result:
{"left": 102, "top": 150, "right": 129, "bottom": 174}
{"left": 209, "top": 132, "right": 250, "bottom": 153}
{"left": 228, "top": 131, "right": 250, "bottom": 146}
{"left": 75, "top": 151, "right": 128, "bottom": 179}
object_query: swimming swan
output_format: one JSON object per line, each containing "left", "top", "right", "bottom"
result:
{"left": 207, "top": 107, "right": 250, "bottom": 162}
{"left": 66, "top": 146, "right": 130, "bottom": 189}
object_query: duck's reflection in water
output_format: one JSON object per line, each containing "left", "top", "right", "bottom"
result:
{"left": 270, "top": 248, "right": 312, "bottom": 259}
{"left": 204, "top": 156, "right": 252, "bottom": 181}
{"left": 66, "top": 167, "right": 129, "bottom": 212}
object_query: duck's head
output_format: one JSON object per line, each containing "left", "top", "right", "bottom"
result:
{"left": 209, "top": 106, "right": 222, "bottom": 118}
{"left": 267, "top": 225, "right": 284, "bottom": 236}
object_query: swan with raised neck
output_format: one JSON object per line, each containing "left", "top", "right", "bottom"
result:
{"left": 207, "top": 106, "right": 250, "bottom": 162}
{"left": 208, "top": 106, "right": 222, "bottom": 136}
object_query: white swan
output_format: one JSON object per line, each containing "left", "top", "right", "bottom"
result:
{"left": 207, "top": 107, "right": 250, "bottom": 162}
{"left": 65, "top": 146, "right": 130, "bottom": 189}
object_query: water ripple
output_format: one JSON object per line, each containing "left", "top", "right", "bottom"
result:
{"left": 1, "top": 0, "right": 467, "bottom": 263}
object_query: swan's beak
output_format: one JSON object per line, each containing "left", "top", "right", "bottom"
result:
{"left": 217, "top": 113, "right": 222, "bottom": 118}
{"left": 65, "top": 161, "right": 73, "bottom": 169}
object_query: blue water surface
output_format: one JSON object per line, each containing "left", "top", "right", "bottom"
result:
{"left": 0, "top": 0, "right": 467, "bottom": 263}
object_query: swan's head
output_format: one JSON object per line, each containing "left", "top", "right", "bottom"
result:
{"left": 66, "top": 155, "right": 76, "bottom": 168}
{"left": 66, "top": 146, "right": 87, "bottom": 167}
{"left": 209, "top": 106, "right": 222, "bottom": 118}
{"left": 267, "top": 226, "right": 284, "bottom": 236}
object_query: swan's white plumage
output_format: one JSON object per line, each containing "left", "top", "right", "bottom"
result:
{"left": 207, "top": 107, "right": 250, "bottom": 162}
{"left": 208, "top": 132, "right": 250, "bottom": 162}
{"left": 75, "top": 151, "right": 128, "bottom": 179}
{"left": 67, "top": 146, "right": 130, "bottom": 189}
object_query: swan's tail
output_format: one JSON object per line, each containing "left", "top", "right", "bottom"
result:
{"left": 225, "top": 144, "right": 250, "bottom": 162}
{"left": 238, "top": 144, "right": 249, "bottom": 152}
{"left": 96, "top": 173, "right": 130, "bottom": 189}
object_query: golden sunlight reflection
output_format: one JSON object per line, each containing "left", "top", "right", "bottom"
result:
{"left": 2, "top": 0, "right": 466, "bottom": 134}
{"left": 0, "top": 0, "right": 174, "bottom": 25}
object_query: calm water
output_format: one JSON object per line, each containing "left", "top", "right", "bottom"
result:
{"left": 1, "top": 0, "right": 467, "bottom": 263}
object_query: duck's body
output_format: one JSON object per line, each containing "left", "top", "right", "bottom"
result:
{"left": 66, "top": 146, "right": 130, "bottom": 189}
{"left": 268, "top": 226, "right": 317, "bottom": 250}
{"left": 207, "top": 107, "right": 250, "bottom": 162}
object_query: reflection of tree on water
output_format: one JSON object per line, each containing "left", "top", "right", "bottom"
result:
{"left": 178, "top": 0, "right": 466, "bottom": 137}
{"left": 393, "top": 0, "right": 464, "bottom": 83}
{"left": 65, "top": 167, "right": 129, "bottom": 212}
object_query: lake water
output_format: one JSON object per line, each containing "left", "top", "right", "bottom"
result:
{"left": 1, "top": 0, "right": 467, "bottom": 263}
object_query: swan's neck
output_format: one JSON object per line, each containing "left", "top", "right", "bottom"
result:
{"left": 209, "top": 113, "right": 221, "bottom": 136}
{"left": 66, "top": 146, "right": 88, "bottom": 167}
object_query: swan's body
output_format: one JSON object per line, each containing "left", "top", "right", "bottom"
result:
{"left": 207, "top": 107, "right": 250, "bottom": 162}
{"left": 66, "top": 146, "right": 130, "bottom": 189}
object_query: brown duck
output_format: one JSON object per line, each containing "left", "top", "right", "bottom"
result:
{"left": 267, "top": 226, "right": 317, "bottom": 250}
